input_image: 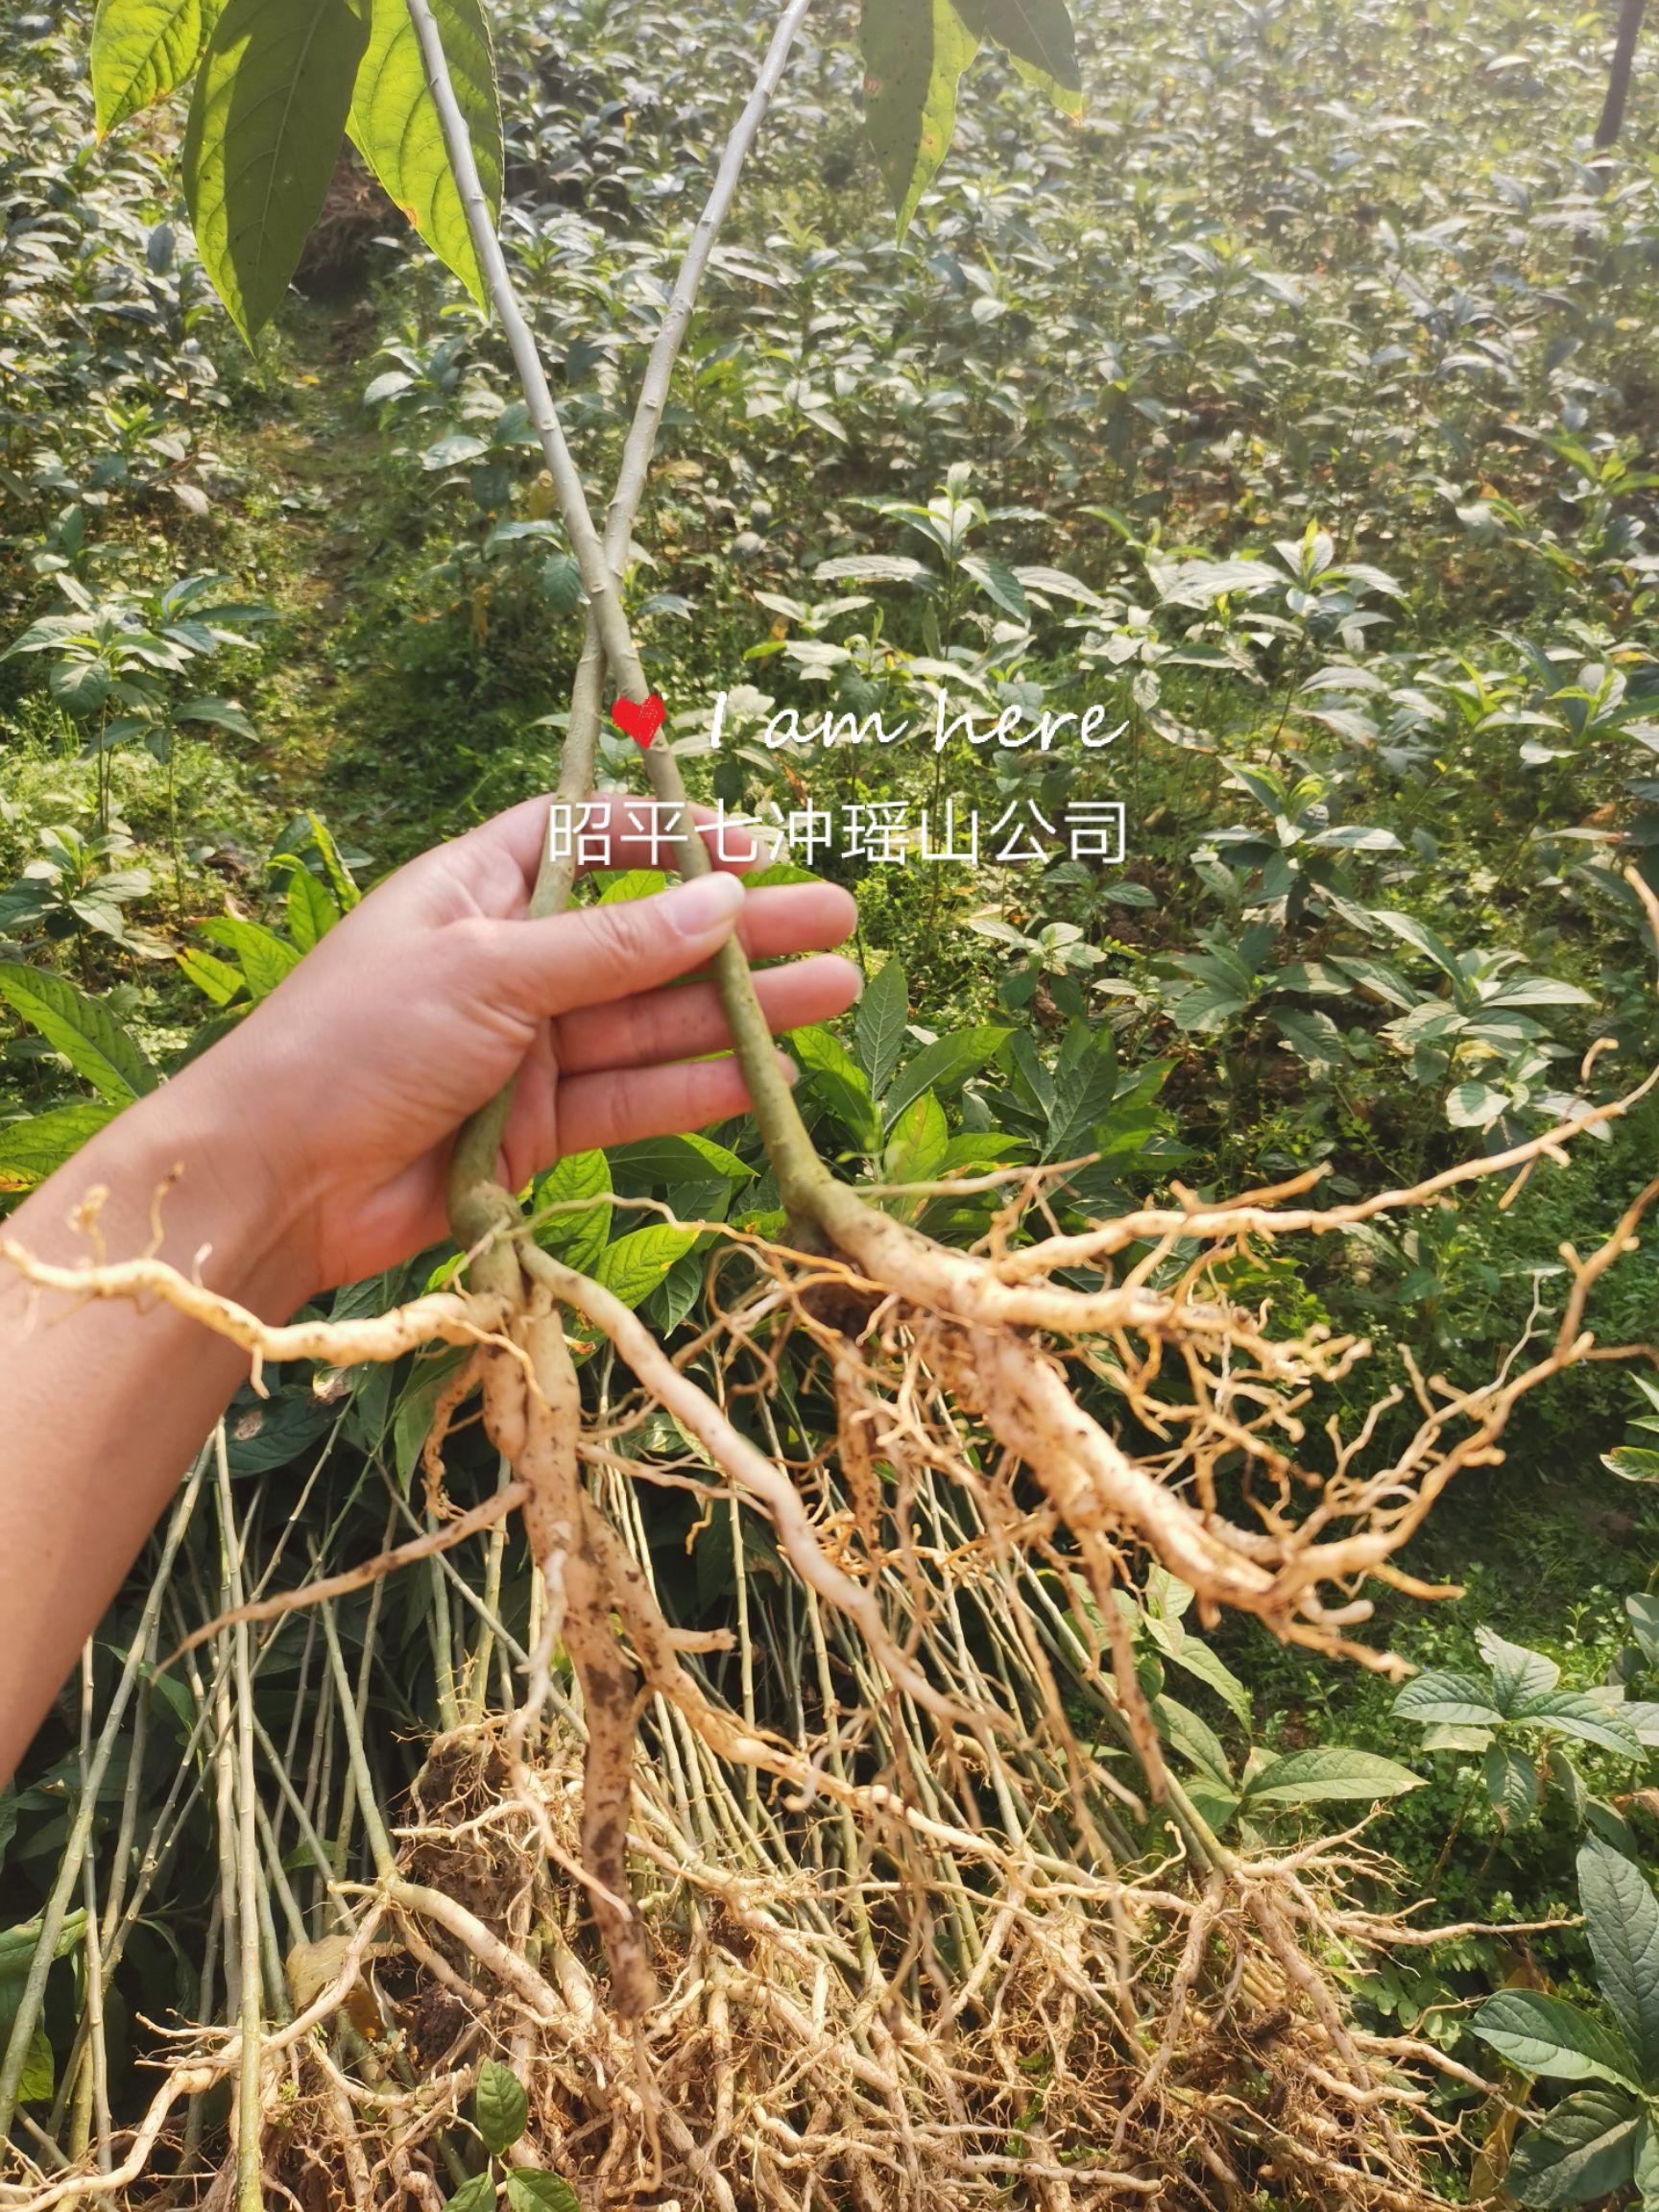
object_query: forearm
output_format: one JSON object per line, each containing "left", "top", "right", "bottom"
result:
{"left": 0, "top": 1069, "right": 311, "bottom": 1785}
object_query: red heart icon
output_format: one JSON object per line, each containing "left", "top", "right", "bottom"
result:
{"left": 611, "top": 693, "right": 666, "bottom": 748}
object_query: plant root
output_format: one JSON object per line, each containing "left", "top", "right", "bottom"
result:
{"left": 6, "top": 1092, "right": 1650, "bottom": 2208}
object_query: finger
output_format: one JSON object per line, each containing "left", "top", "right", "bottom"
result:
{"left": 493, "top": 878, "right": 856, "bottom": 1022}
{"left": 442, "top": 793, "right": 773, "bottom": 905}
{"left": 552, "top": 953, "right": 861, "bottom": 1074}
{"left": 555, "top": 1052, "right": 799, "bottom": 1158}
{"left": 484, "top": 871, "right": 749, "bottom": 1019}
{"left": 729, "top": 882, "right": 856, "bottom": 963}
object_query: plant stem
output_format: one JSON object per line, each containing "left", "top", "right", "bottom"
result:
{"left": 75, "top": 1647, "right": 111, "bottom": 2170}
{"left": 407, "top": 0, "right": 831, "bottom": 1235}
{"left": 0, "top": 1452, "right": 207, "bottom": 2140}
{"left": 1429, "top": 1765, "right": 1483, "bottom": 1886}
{"left": 321, "top": 1596, "right": 397, "bottom": 1885}
{"left": 404, "top": 0, "right": 642, "bottom": 707}
{"left": 216, "top": 1431, "right": 266, "bottom": 2212}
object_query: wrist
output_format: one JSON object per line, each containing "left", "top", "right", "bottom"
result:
{"left": 38, "top": 1059, "right": 318, "bottom": 1322}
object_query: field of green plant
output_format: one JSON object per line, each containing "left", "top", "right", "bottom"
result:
{"left": 4, "top": 0, "right": 1659, "bottom": 2203}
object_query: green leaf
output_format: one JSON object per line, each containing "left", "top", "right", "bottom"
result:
{"left": 1157, "top": 1629, "right": 1253, "bottom": 1730}
{"left": 1185, "top": 1778, "right": 1240, "bottom": 1834}
{"left": 178, "top": 946, "right": 244, "bottom": 1005}
{"left": 1516, "top": 1692, "right": 1644, "bottom": 1758}
{"left": 181, "top": 0, "right": 371, "bottom": 345}
{"left": 608, "top": 1134, "right": 752, "bottom": 1189}
{"left": 1503, "top": 2087, "right": 1642, "bottom": 2207}
{"left": 883, "top": 1026, "right": 1008, "bottom": 1128}
{"left": 282, "top": 866, "right": 336, "bottom": 953}
{"left": 1152, "top": 1694, "right": 1233, "bottom": 1788}
{"left": 961, "top": 552, "right": 1029, "bottom": 617}
{"left": 531, "top": 1151, "right": 612, "bottom": 1278}
{"left": 1477, "top": 1627, "right": 1560, "bottom": 1710}
{"left": 651, "top": 1246, "right": 707, "bottom": 1334}
{"left": 1371, "top": 907, "right": 1462, "bottom": 981}
{"left": 225, "top": 1390, "right": 334, "bottom": 1476}
{"left": 1171, "top": 978, "right": 1254, "bottom": 1032}
{"left": 596, "top": 870, "right": 667, "bottom": 904}
{"left": 1485, "top": 1743, "right": 1542, "bottom": 1823}
{"left": 0, "top": 1788, "right": 14, "bottom": 1872}
{"left": 444, "top": 2176, "right": 497, "bottom": 2212}
{"left": 1603, "top": 1447, "right": 1659, "bottom": 1485}
{"left": 953, "top": 0, "right": 1082, "bottom": 108}
{"left": 1577, "top": 1838, "right": 1659, "bottom": 2080}
{"left": 814, "top": 554, "right": 934, "bottom": 587}
{"left": 0, "top": 1103, "right": 119, "bottom": 1193}
{"left": 1243, "top": 1747, "right": 1424, "bottom": 1809}
{"left": 1447, "top": 1079, "right": 1507, "bottom": 1130}
{"left": 302, "top": 812, "right": 362, "bottom": 911}
{"left": 1272, "top": 1006, "right": 1345, "bottom": 1071}
{"left": 855, "top": 957, "right": 908, "bottom": 1098}
{"left": 473, "top": 2058, "right": 528, "bottom": 2157}
{"left": 1588, "top": 1798, "right": 1640, "bottom": 1856}
{"left": 0, "top": 1911, "right": 86, "bottom": 1983}
{"left": 591, "top": 1225, "right": 699, "bottom": 1310}
{"left": 92, "top": 0, "right": 218, "bottom": 134}
{"left": 1635, "top": 2113, "right": 1659, "bottom": 2212}
{"left": 17, "top": 2024, "right": 53, "bottom": 2104}
{"left": 1045, "top": 1021, "right": 1118, "bottom": 1162}
{"left": 201, "top": 916, "right": 301, "bottom": 1000}
{"left": 349, "top": 0, "right": 501, "bottom": 304}
{"left": 1629, "top": 1596, "right": 1659, "bottom": 1667}
{"left": 1144, "top": 1569, "right": 1194, "bottom": 1623}
{"left": 542, "top": 554, "right": 584, "bottom": 613}
{"left": 860, "top": 0, "right": 981, "bottom": 238}
{"left": 1391, "top": 1670, "right": 1505, "bottom": 1729}
{"left": 791, "top": 1025, "right": 882, "bottom": 1153}
{"left": 391, "top": 1346, "right": 471, "bottom": 1485}
{"left": 173, "top": 693, "right": 256, "bottom": 738}
{"left": 0, "top": 964, "right": 156, "bottom": 1103}
{"left": 1549, "top": 1743, "right": 1590, "bottom": 1820}
{"left": 882, "top": 1089, "right": 949, "bottom": 1187}
{"left": 1472, "top": 1991, "right": 1643, "bottom": 2090}
{"left": 503, "top": 2175, "right": 580, "bottom": 2212}
{"left": 1421, "top": 1722, "right": 1495, "bottom": 1753}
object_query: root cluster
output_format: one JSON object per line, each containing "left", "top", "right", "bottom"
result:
{"left": 239, "top": 1727, "right": 1459, "bottom": 2212}
{"left": 8, "top": 1092, "right": 1649, "bottom": 2206}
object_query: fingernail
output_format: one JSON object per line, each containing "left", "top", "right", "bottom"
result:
{"left": 663, "top": 872, "right": 746, "bottom": 937}
{"left": 780, "top": 1053, "right": 800, "bottom": 1085}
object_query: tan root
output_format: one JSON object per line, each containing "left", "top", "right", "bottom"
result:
{"left": 13, "top": 838, "right": 1658, "bottom": 2212}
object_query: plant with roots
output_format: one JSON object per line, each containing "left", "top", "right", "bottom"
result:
{"left": 8, "top": 1, "right": 1659, "bottom": 2204}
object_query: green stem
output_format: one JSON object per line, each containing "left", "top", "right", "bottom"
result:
{"left": 1429, "top": 1766, "right": 1482, "bottom": 1886}
{"left": 216, "top": 1432, "right": 267, "bottom": 2212}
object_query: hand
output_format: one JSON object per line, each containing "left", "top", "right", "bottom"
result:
{"left": 185, "top": 795, "right": 859, "bottom": 1294}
